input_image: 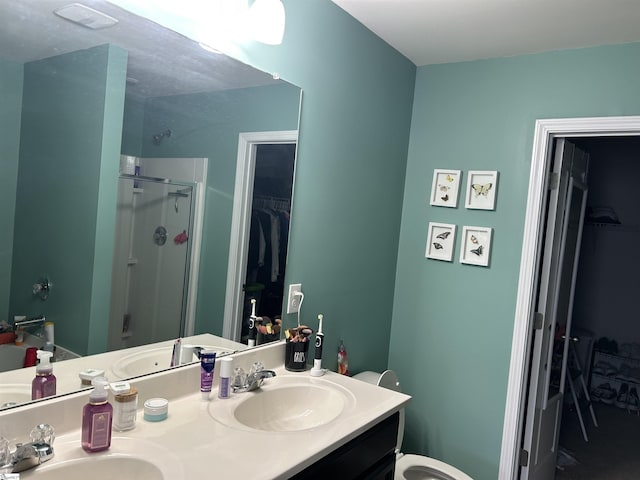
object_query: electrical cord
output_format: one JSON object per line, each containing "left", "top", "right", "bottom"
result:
{"left": 295, "top": 291, "right": 304, "bottom": 328}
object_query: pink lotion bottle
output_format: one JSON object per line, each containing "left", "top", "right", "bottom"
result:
{"left": 81, "top": 377, "right": 113, "bottom": 452}
{"left": 31, "top": 350, "right": 56, "bottom": 400}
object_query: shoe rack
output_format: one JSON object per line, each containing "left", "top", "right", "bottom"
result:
{"left": 590, "top": 350, "right": 640, "bottom": 412}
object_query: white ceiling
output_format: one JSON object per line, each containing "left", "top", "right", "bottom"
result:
{"left": 331, "top": 0, "right": 640, "bottom": 66}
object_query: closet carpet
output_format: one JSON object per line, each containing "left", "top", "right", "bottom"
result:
{"left": 556, "top": 403, "right": 640, "bottom": 479}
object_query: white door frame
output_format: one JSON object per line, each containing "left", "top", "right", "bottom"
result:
{"left": 499, "top": 116, "right": 640, "bottom": 479}
{"left": 222, "top": 130, "right": 298, "bottom": 341}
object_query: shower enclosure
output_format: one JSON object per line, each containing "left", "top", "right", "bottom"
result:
{"left": 108, "top": 173, "right": 196, "bottom": 350}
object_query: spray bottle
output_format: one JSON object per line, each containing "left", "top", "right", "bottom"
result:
{"left": 337, "top": 339, "right": 350, "bottom": 376}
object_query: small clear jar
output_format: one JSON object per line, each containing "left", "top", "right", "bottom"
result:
{"left": 113, "top": 385, "right": 138, "bottom": 431}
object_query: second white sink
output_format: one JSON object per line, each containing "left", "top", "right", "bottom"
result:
{"left": 210, "top": 374, "right": 356, "bottom": 432}
{"left": 110, "top": 345, "right": 233, "bottom": 378}
{"left": 19, "top": 437, "right": 184, "bottom": 480}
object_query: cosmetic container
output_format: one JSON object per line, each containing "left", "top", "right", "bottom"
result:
{"left": 218, "top": 357, "right": 233, "bottom": 399}
{"left": 144, "top": 398, "right": 168, "bottom": 422}
{"left": 81, "top": 377, "right": 112, "bottom": 452}
{"left": 200, "top": 350, "right": 217, "bottom": 400}
{"left": 31, "top": 350, "right": 56, "bottom": 400}
{"left": 112, "top": 381, "right": 138, "bottom": 431}
{"left": 79, "top": 368, "right": 105, "bottom": 386}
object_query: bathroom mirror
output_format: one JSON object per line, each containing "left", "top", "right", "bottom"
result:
{"left": 0, "top": 0, "right": 301, "bottom": 408}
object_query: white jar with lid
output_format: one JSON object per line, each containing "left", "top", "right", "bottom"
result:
{"left": 111, "top": 381, "right": 138, "bottom": 431}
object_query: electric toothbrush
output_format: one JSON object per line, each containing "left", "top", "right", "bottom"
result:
{"left": 310, "top": 314, "right": 325, "bottom": 377}
{"left": 248, "top": 298, "right": 257, "bottom": 347}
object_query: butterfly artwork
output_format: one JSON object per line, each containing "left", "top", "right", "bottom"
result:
{"left": 426, "top": 222, "right": 456, "bottom": 261}
{"left": 446, "top": 174, "right": 455, "bottom": 182}
{"left": 438, "top": 184, "right": 450, "bottom": 192}
{"left": 431, "top": 170, "right": 461, "bottom": 208}
{"left": 471, "top": 183, "right": 492, "bottom": 197}
{"left": 465, "top": 171, "right": 498, "bottom": 210}
{"left": 460, "top": 225, "right": 491, "bottom": 266}
{"left": 441, "top": 194, "right": 449, "bottom": 202}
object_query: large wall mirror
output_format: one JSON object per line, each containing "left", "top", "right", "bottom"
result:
{"left": 0, "top": 0, "right": 301, "bottom": 408}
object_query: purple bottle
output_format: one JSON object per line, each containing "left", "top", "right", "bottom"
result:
{"left": 81, "top": 377, "right": 113, "bottom": 452}
{"left": 31, "top": 350, "right": 56, "bottom": 400}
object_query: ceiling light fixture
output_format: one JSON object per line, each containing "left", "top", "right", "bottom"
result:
{"left": 54, "top": 3, "right": 118, "bottom": 30}
{"left": 248, "top": 0, "right": 285, "bottom": 45}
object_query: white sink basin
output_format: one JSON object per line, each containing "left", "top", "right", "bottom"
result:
{"left": 110, "top": 345, "right": 233, "bottom": 378}
{"left": 209, "top": 375, "right": 356, "bottom": 432}
{"left": 0, "top": 344, "right": 26, "bottom": 372}
{"left": 19, "top": 437, "right": 183, "bottom": 479}
{"left": 0, "top": 384, "right": 31, "bottom": 409}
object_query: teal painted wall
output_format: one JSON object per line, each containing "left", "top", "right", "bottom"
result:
{"left": 114, "top": 0, "right": 416, "bottom": 375}
{"left": 121, "top": 94, "right": 145, "bottom": 157}
{"left": 0, "top": 58, "right": 22, "bottom": 321}
{"left": 138, "top": 84, "right": 301, "bottom": 335}
{"left": 220, "top": 1, "right": 417, "bottom": 373}
{"left": 10, "top": 45, "right": 127, "bottom": 355}
{"left": 391, "top": 43, "right": 640, "bottom": 479}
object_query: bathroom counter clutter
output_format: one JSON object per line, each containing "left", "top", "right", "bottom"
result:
{"left": 1, "top": 342, "right": 410, "bottom": 480}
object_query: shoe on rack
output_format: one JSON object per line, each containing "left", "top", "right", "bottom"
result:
{"left": 593, "top": 383, "right": 616, "bottom": 404}
{"left": 615, "top": 383, "right": 630, "bottom": 408}
{"left": 628, "top": 387, "right": 639, "bottom": 412}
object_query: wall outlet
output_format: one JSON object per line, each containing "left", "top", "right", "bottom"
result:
{"left": 287, "top": 283, "right": 303, "bottom": 314}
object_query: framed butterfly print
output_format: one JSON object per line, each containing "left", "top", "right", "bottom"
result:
{"left": 460, "top": 225, "right": 492, "bottom": 267}
{"left": 465, "top": 170, "right": 498, "bottom": 210}
{"left": 430, "top": 169, "right": 461, "bottom": 208}
{"left": 425, "top": 222, "right": 456, "bottom": 262}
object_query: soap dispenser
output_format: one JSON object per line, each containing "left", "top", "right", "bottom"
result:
{"left": 81, "top": 377, "right": 113, "bottom": 452}
{"left": 31, "top": 350, "right": 56, "bottom": 400}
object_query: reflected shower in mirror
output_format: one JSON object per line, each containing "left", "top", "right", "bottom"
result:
{"left": 0, "top": 0, "right": 301, "bottom": 408}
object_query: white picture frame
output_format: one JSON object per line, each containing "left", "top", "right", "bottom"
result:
{"left": 430, "top": 169, "right": 461, "bottom": 208}
{"left": 465, "top": 170, "right": 498, "bottom": 210}
{"left": 425, "top": 222, "right": 456, "bottom": 262}
{"left": 459, "top": 225, "right": 492, "bottom": 267}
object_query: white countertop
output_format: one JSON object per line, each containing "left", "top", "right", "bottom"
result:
{"left": 3, "top": 342, "right": 411, "bottom": 479}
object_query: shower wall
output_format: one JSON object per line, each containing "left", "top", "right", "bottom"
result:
{"left": 108, "top": 156, "right": 206, "bottom": 350}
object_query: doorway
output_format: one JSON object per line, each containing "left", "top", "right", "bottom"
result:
{"left": 554, "top": 136, "right": 640, "bottom": 479}
{"left": 223, "top": 130, "right": 298, "bottom": 343}
{"left": 499, "top": 116, "right": 640, "bottom": 480}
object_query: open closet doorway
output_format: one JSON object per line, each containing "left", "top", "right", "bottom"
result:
{"left": 499, "top": 117, "right": 640, "bottom": 480}
{"left": 223, "top": 130, "right": 298, "bottom": 344}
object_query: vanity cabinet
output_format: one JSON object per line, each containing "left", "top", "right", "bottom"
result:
{"left": 291, "top": 412, "right": 399, "bottom": 480}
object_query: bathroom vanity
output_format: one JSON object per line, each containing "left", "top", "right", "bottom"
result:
{"left": 0, "top": 341, "right": 410, "bottom": 479}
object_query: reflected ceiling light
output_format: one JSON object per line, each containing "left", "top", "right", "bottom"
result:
{"left": 248, "top": 0, "right": 285, "bottom": 45}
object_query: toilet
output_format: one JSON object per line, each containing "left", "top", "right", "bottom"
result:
{"left": 354, "top": 370, "right": 474, "bottom": 480}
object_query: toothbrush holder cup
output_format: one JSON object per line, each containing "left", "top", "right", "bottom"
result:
{"left": 285, "top": 340, "right": 309, "bottom": 372}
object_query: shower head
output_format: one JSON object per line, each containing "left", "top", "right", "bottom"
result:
{"left": 152, "top": 129, "right": 172, "bottom": 145}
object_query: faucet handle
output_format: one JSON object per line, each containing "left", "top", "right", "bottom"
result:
{"left": 231, "top": 367, "right": 247, "bottom": 391}
{"left": 249, "top": 361, "right": 264, "bottom": 376}
{"left": 30, "top": 424, "right": 55, "bottom": 446}
{"left": 0, "top": 436, "right": 10, "bottom": 470}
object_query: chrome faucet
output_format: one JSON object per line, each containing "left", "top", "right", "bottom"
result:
{"left": 0, "top": 424, "right": 55, "bottom": 474}
{"left": 231, "top": 362, "right": 276, "bottom": 392}
{"left": 13, "top": 315, "right": 46, "bottom": 330}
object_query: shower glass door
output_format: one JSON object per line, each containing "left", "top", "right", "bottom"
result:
{"left": 108, "top": 175, "right": 195, "bottom": 350}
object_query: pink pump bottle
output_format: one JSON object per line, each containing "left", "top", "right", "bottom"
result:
{"left": 81, "top": 377, "right": 113, "bottom": 452}
{"left": 31, "top": 350, "right": 56, "bottom": 400}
